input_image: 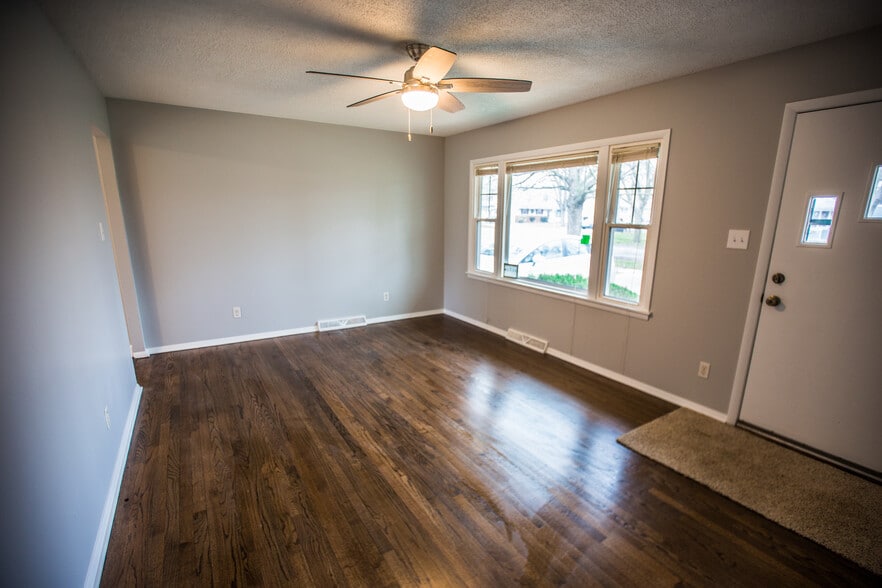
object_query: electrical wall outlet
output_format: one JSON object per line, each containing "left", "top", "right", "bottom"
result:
{"left": 232, "top": 306, "right": 242, "bottom": 319}
{"left": 383, "top": 292, "right": 390, "bottom": 302}
{"left": 698, "top": 361, "right": 711, "bottom": 379}
{"left": 727, "top": 229, "right": 750, "bottom": 250}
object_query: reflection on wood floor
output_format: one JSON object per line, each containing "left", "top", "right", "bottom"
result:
{"left": 101, "top": 315, "right": 876, "bottom": 586}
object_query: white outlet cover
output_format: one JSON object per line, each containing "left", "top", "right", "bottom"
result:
{"left": 698, "top": 361, "right": 711, "bottom": 379}
{"left": 727, "top": 229, "right": 750, "bottom": 250}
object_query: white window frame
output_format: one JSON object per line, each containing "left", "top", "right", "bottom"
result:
{"left": 466, "top": 129, "right": 671, "bottom": 319}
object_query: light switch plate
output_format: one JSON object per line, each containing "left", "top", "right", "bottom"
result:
{"left": 727, "top": 229, "right": 750, "bottom": 250}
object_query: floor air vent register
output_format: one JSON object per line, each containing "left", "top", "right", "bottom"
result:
{"left": 316, "top": 315, "right": 368, "bottom": 332}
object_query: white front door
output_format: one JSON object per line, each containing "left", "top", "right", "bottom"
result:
{"left": 739, "top": 99, "right": 882, "bottom": 474}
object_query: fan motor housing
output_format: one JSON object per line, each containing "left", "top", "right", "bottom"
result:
{"left": 405, "top": 42, "right": 430, "bottom": 62}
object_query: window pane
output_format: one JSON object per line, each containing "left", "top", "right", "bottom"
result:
{"left": 476, "top": 221, "right": 495, "bottom": 272}
{"left": 604, "top": 228, "right": 646, "bottom": 303}
{"left": 477, "top": 174, "right": 498, "bottom": 218}
{"left": 618, "top": 161, "right": 639, "bottom": 189}
{"left": 801, "top": 195, "right": 838, "bottom": 245}
{"left": 612, "top": 157, "right": 657, "bottom": 225}
{"left": 507, "top": 163, "right": 596, "bottom": 291}
{"left": 865, "top": 165, "right": 882, "bottom": 220}
{"left": 637, "top": 157, "right": 657, "bottom": 188}
{"left": 615, "top": 189, "right": 635, "bottom": 224}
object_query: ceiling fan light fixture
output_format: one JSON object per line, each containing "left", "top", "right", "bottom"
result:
{"left": 401, "top": 85, "right": 439, "bottom": 111}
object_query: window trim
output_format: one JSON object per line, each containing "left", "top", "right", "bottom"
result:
{"left": 466, "top": 129, "right": 671, "bottom": 318}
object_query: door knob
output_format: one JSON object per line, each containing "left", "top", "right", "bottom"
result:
{"left": 771, "top": 273, "right": 785, "bottom": 284}
{"left": 765, "top": 295, "right": 782, "bottom": 307}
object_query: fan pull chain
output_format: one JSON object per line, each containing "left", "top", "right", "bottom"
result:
{"left": 429, "top": 108, "right": 434, "bottom": 135}
{"left": 407, "top": 109, "right": 412, "bottom": 142}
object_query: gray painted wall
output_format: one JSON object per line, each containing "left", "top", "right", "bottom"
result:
{"left": 443, "top": 27, "right": 882, "bottom": 414}
{"left": 106, "top": 101, "right": 445, "bottom": 350}
{"left": 0, "top": 3, "right": 139, "bottom": 585}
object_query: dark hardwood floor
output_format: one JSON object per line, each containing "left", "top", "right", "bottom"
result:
{"left": 101, "top": 315, "right": 877, "bottom": 586}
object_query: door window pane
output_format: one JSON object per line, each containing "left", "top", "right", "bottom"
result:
{"left": 865, "top": 165, "right": 882, "bottom": 220}
{"left": 801, "top": 195, "right": 839, "bottom": 246}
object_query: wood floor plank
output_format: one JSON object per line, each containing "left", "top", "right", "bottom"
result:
{"left": 102, "top": 316, "right": 880, "bottom": 586}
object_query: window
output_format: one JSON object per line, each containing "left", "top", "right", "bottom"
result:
{"left": 800, "top": 194, "right": 840, "bottom": 247}
{"left": 604, "top": 145, "right": 659, "bottom": 303}
{"left": 865, "top": 165, "right": 882, "bottom": 221}
{"left": 474, "top": 164, "right": 498, "bottom": 273}
{"left": 468, "top": 131, "right": 670, "bottom": 317}
{"left": 505, "top": 152, "right": 597, "bottom": 293}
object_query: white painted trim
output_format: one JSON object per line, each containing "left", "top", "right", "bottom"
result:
{"left": 146, "top": 309, "right": 446, "bottom": 354}
{"left": 366, "top": 308, "right": 444, "bottom": 325}
{"left": 546, "top": 348, "right": 727, "bottom": 422}
{"left": 727, "top": 87, "right": 882, "bottom": 425}
{"left": 443, "top": 309, "right": 507, "bottom": 337}
{"left": 84, "top": 384, "right": 143, "bottom": 588}
{"left": 147, "top": 326, "right": 317, "bottom": 354}
{"left": 443, "top": 310, "right": 727, "bottom": 422}
{"left": 132, "top": 350, "right": 150, "bottom": 359}
{"left": 92, "top": 129, "right": 148, "bottom": 356}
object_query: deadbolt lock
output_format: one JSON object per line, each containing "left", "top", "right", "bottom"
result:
{"left": 771, "top": 273, "right": 785, "bottom": 284}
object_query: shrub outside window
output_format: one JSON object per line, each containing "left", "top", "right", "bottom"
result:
{"left": 468, "top": 130, "right": 670, "bottom": 317}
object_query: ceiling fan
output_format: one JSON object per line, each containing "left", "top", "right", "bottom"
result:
{"left": 307, "top": 43, "right": 531, "bottom": 136}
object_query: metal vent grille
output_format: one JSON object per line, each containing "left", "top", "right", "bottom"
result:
{"left": 505, "top": 328, "right": 548, "bottom": 353}
{"left": 316, "top": 315, "right": 368, "bottom": 332}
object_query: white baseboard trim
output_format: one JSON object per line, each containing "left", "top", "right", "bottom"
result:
{"left": 367, "top": 308, "right": 444, "bottom": 325}
{"left": 84, "top": 383, "right": 143, "bottom": 588}
{"left": 146, "top": 309, "right": 446, "bottom": 355}
{"left": 132, "top": 350, "right": 150, "bottom": 359}
{"left": 147, "top": 325, "right": 317, "bottom": 354}
{"left": 443, "top": 309, "right": 727, "bottom": 423}
{"left": 443, "top": 309, "right": 508, "bottom": 337}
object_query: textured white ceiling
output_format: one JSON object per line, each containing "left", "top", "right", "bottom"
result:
{"left": 36, "top": 0, "right": 882, "bottom": 137}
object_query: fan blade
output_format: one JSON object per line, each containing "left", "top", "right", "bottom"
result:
{"left": 347, "top": 89, "right": 402, "bottom": 108}
{"left": 412, "top": 46, "right": 457, "bottom": 83}
{"left": 439, "top": 78, "right": 532, "bottom": 93}
{"left": 437, "top": 92, "right": 465, "bottom": 113}
{"left": 306, "top": 70, "right": 399, "bottom": 85}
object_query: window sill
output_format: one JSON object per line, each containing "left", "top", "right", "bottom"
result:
{"left": 465, "top": 271, "right": 652, "bottom": 320}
